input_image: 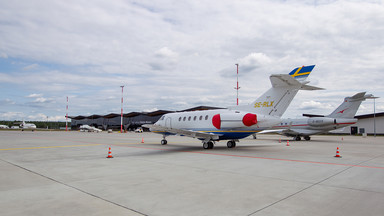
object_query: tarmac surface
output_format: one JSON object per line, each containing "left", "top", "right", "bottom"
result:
{"left": 1, "top": 130, "right": 384, "bottom": 216}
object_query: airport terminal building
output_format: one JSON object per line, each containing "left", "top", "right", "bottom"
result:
{"left": 342, "top": 112, "right": 384, "bottom": 135}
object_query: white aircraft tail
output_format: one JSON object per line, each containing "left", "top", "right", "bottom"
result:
{"left": 235, "top": 65, "right": 323, "bottom": 117}
{"left": 327, "top": 92, "right": 370, "bottom": 118}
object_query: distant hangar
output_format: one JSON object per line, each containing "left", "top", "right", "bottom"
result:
{"left": 68, "top": 106, "right": 224, "bottom": 131}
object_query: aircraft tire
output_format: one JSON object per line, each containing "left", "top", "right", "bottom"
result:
{"left": 304, "top": 136, "right": 311, "bottom": 141}
{"left": 203, "top": 141, "right": 214, "bottom": 149}
{"left": 295, "top": 136, "right": 301, "bottom": 141}
{"left": 161, "top": 139, "right": 168, "bottom": 145}
{"left": 227, "top": 140, "right": 236, "bottom": 148}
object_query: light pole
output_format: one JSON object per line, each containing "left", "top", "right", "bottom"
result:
{"left": 234, "top": 63, "right": 240, "bottom": 105}
{"left": 120, "top": 85, "right": 124, "bottom": 133}
{"left": 367, "top": 95, "right": 379, "bottom": 137}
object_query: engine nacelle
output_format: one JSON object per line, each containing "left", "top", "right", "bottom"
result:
{"left": 212, "top": 112, "right": 257, "bottom": 129}
{"left": 307, "top": 117, "right": 335, "bottom": 127}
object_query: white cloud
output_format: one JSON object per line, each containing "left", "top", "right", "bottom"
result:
{"left": 23, "top": 63, "right": 39, "bottom": 70}
{"left": 299, "top": 100, "right": 323, "bottom": 109}
{"left": 26, "top": 113, "right": 64, "bottom": 121}
{"left": 155, "top": 47, "right": 178, "bottom": 59}
{"left": 0, "top": 1, "right": 383, "bottom": 120}
{"left": 0, "top": 99, "right": 16, "bottom": 105}
{"left": 0, "top": 112, "right": 23, "bottom": 120}
{"left": 142, "top": 108, "right": 159, "bottom": 113}
{"left": 26, "top": 93, "right": 43, "bottom": 98}
{"left": 34, "top": 97, "right": 49, "bottom": 103}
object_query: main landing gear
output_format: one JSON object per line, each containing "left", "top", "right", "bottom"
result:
{"left": 294, "top": 136, "right": 311, "bottom": 141}
{"left": 202, "top": 140, "right": 237, "bottom": 149}
{"left": 226, "top": 140, "right": 236, "bottom": 148}
{"left": 203, "top": 141, "right": 214, "bottom": 149}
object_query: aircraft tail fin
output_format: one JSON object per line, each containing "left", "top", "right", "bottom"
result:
{"left": 327, "top": 92, "right": 369, "bottom": 118}
{"left": 235, "top": 65, "right": 323, "bottom": 117}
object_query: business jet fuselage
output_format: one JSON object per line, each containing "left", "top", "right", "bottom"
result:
{"left": 263, "top": 92, "right": 370, "bottom": 140}
{"left": 20, "top": 121, "right": 37, "bottom": 131}
{"left": 145, "top": 65, "right": 322, "bottom": 149}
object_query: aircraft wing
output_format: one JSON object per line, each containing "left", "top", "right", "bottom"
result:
{"left": 258, "top": 128, "right": 318, "bottom": 136}
{"left": 257, "top": 129, "right": 285, "bottom": 134}
{"left": 142, "top": 124, "right": 220, "bottom": 141}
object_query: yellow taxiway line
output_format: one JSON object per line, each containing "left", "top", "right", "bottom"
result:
{"left": 0, "top": 144, "right": 102, "bottom": 151}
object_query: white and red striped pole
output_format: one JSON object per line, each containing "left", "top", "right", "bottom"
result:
{"left": 66, "top": 96, "right": 68, "bottom": 131}
{"left": 120, "top": 85, "right": 124, "bottom": 133}
{"left": 235, "top": 63, "right": 240, "bottom": 105}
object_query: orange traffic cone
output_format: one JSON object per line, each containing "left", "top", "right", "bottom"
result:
{"left": 141, "top": 138, "right": 144, "bottom": 143}
{"left": 286, "top": 140, "right": 290, "bottom": 146}
{"left": 106, "top": 147, "right": 113, "bottom": 158}
{"left": 334, "top": 147, "right": 342, "bottom": 158}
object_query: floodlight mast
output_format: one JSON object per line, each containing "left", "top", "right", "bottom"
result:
{"left": 120, "top": 85, "right": 124, "bottom": 133}
{"left": 234, "top": 64, "right": 240, "bottom": 105}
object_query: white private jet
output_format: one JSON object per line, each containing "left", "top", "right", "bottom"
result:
{"left": 79, "top": 124, "right": 102, "bottom": 133}
{"left": 261, "top": 92, "right": 371, "bottom": 141}
{"left": 20, "top": 121, "right": 37, "bottom": 131}
{"left": 143, "top": 65, "right": 323, "bottom": 149}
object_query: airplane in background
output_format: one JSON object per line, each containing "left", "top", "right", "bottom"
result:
{"left": 79, "top": 124, "right": 102, "bottom": 133}
{"left": 260, "top": 92, "right": 371, "bottom": 141}
{"left": 20, "top": 121, "right": 37, "bottom": 131}
{"left": 143, "top": 65, "right": 323, "bottom": 149}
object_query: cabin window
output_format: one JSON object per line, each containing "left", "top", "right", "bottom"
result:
{"left": 193, "top": 116, "right": 197, "bottom": 121}
{"left": 205, "top": 115, "right": 208, "bottom": 120}
{"left": 161, "top": 116, "right": 165, "bottom": 120}
{"left": 188, "top": 116, "right": 191, "bottom": 121}
{"left": 178, "top": 117, "right": 181, "bottom": 121}
{"left": 183, "top": 117, "right": 186, "bottom": 121}
{"left": 199, "top": 116, "right": 202, "bottom": 120}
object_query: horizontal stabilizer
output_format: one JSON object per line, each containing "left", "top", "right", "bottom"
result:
{"left": 270, "top": 74, "right": 302, "bottom": 88}
{"left": 300, "top": 84, "right": 325, "bottom": 91}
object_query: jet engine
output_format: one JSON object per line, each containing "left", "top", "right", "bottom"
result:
{"left": 307, "top": 117, "right": 358, "bottom": 127}
{"left": 307, "top": 117, "right": 335, "bottom": 127}
{"left": 212, "top": 112, "right": 257, "bottom": 129}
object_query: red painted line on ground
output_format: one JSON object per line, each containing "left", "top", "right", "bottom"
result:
{"left": 116, "top": 145, "right": 384, "bottom": 170}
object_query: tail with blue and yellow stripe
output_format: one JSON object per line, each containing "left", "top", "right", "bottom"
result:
{"left": 234, "top": 65, "right": 322, "bottom": 117}
{"left": 289, "top": 65, "right": 315, "bottom": 81}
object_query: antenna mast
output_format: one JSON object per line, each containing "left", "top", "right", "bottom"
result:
{"left": 234, "top": 64, "right": 240, "bottom": 105}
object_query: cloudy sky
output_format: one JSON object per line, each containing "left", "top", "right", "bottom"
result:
{"left": 1, "top": 0, "right": 383, "bottom": 121}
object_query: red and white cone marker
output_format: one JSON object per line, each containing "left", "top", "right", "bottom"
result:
{"left": 141, "top": 138, "right": 144, "bottom": 143}
{"left": 279, "top": 138, "right": 281, "bottom": 143}
{"left": 334, "top": 147, "right": 342, "bottom": 158}
{"left": 286, "top": 140, "right": 290, "bottom": 146}
{"left": 106, "top": 147, "right": 113, "bottom": 158}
